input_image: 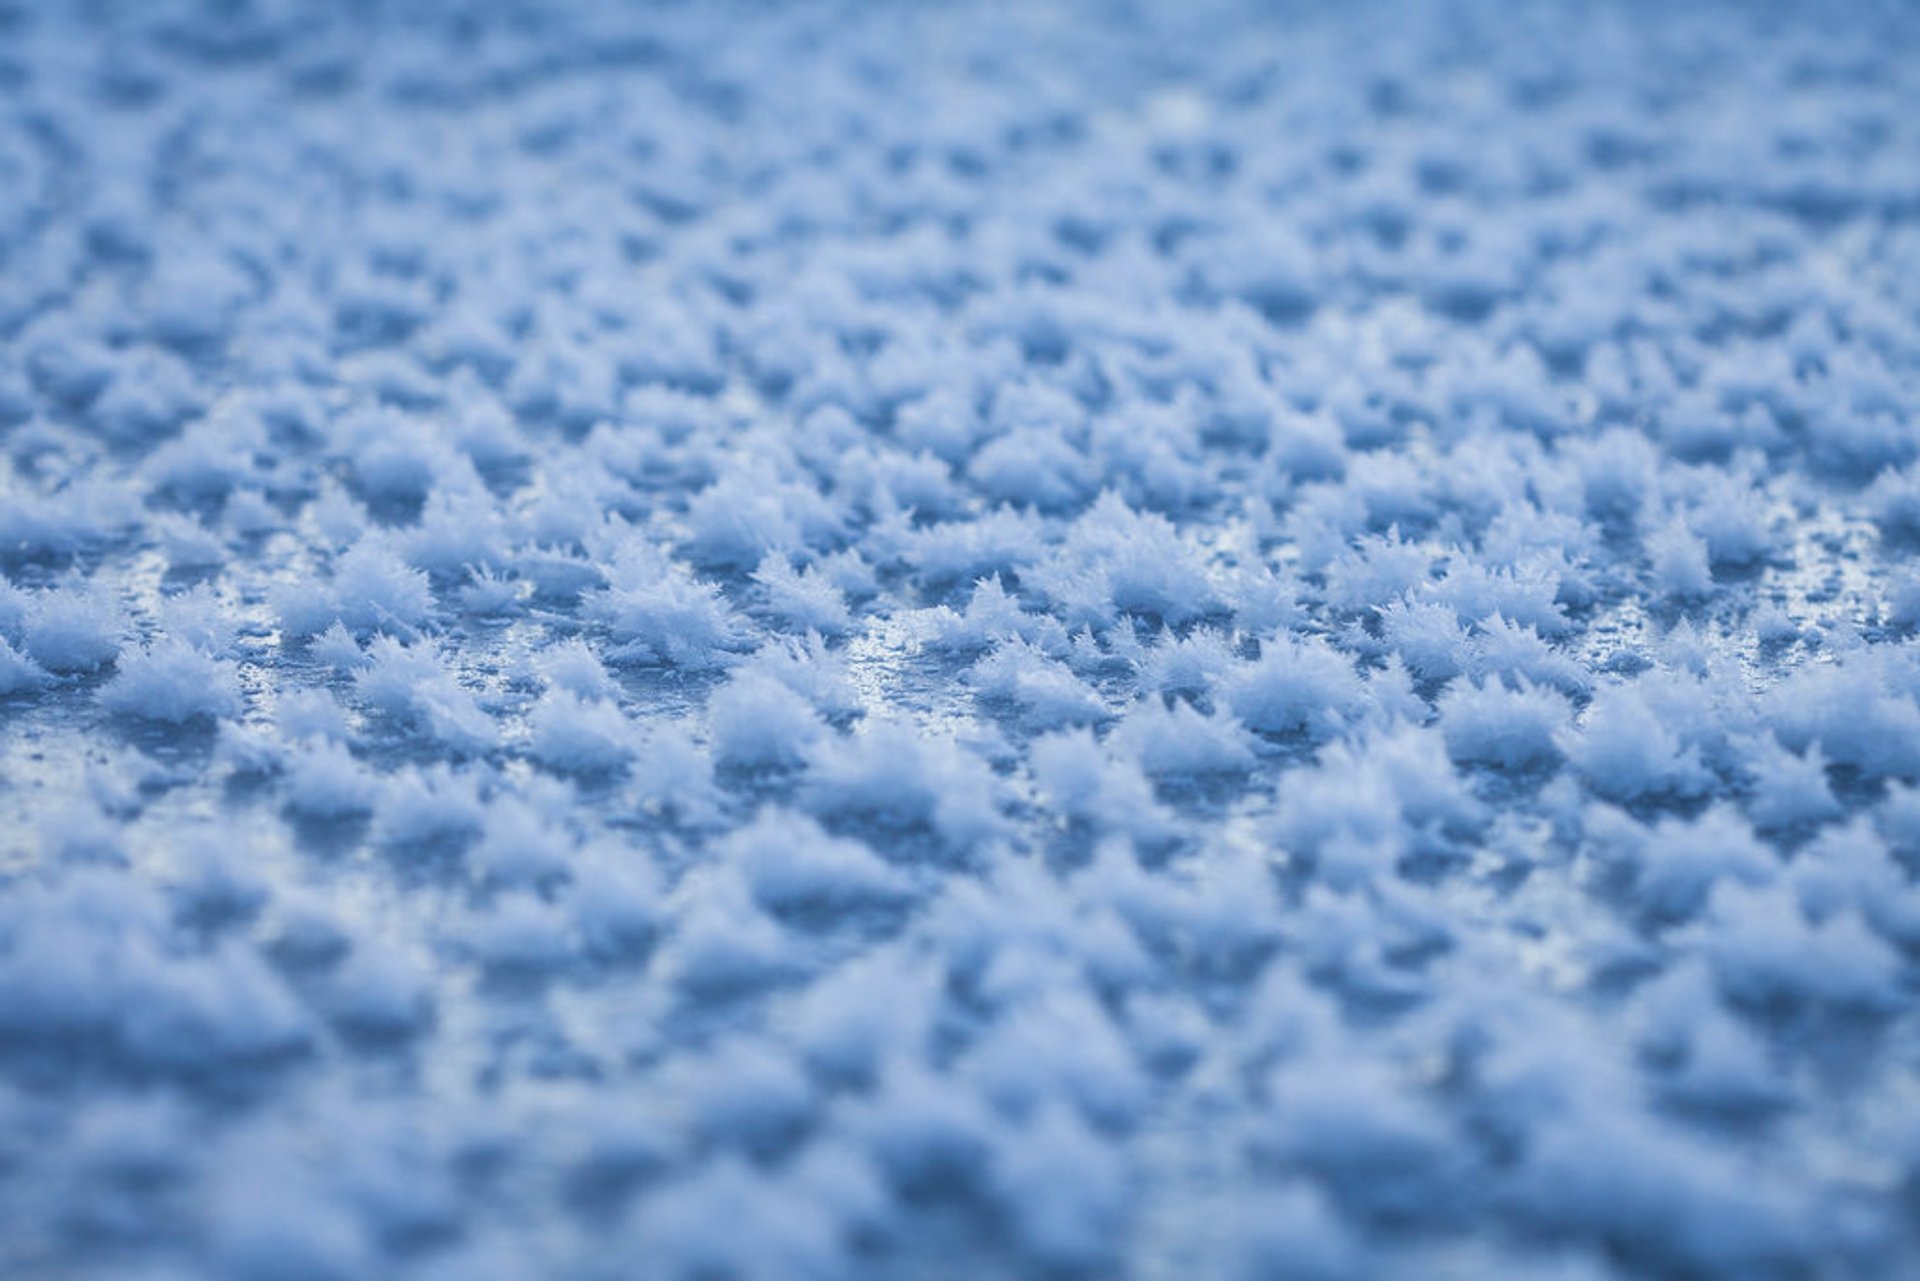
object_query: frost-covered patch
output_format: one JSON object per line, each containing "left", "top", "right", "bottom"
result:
{"left": 2, "top": 1, "right": 1920, "bottom": 1278}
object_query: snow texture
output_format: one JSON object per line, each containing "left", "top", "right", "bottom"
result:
{"left": 2, "top": 1, "right": 1919, "bottom": 1278}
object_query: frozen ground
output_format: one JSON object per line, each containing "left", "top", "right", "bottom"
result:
{"left": 2, "top": 1, "right": 1919, "bottom": 1277}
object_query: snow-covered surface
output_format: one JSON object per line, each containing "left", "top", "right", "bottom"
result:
{"left": 3, "top": 1, "right": 1920, "bottom": 1277}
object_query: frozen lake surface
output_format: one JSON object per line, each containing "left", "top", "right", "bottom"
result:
{"left": 2, "top": 2, "right": 1919, "bottom": 1277}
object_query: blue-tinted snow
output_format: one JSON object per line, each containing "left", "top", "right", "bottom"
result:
{"left": 2, "top": 2, "right": 1920, "bottom": 1278}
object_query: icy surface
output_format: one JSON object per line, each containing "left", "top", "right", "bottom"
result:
{"left": 2, "top": 2, "right": 1920, "bottom": 1277}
